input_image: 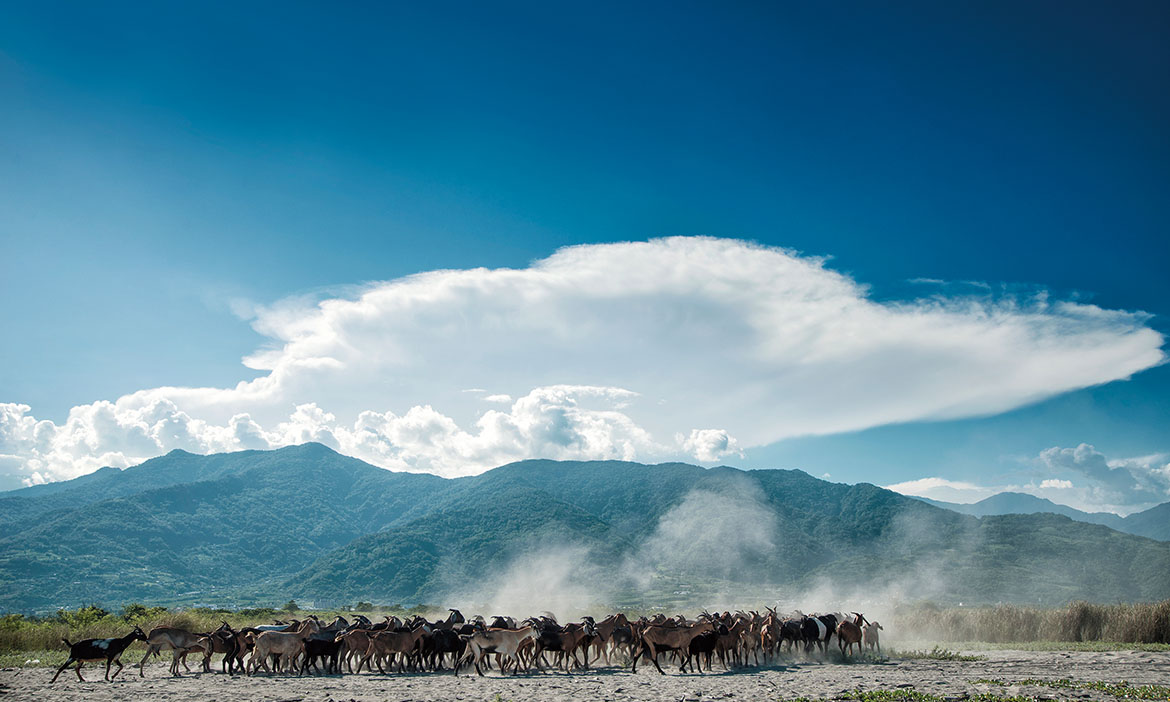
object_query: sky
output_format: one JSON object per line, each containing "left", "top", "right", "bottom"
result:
{"left": 1, "top": 1, "right": 1168, "bottom": 513}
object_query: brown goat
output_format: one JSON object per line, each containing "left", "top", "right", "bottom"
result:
{"left": 632, "top": 621, "right": 714, "bottom": 675}
{"left": 837, "top": 613, "right": 868, "bottom": 657}
{"left": 357, "top": 624, "right": 431, "bottom": 674}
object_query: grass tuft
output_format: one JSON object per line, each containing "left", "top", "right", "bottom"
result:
{"left": 892, "top": 646, "right": 987, "bottom": 661}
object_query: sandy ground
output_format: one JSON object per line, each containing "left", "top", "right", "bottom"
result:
{"left": 2, "top": 649, "right": 1167, "bottom": 702}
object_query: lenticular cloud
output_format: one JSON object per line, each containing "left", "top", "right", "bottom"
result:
{"left": 1, "top": 237, "right": 1164, "bottom": 486}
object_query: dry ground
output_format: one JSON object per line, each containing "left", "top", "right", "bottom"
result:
{"left": 2, "top": 649, "right": 1167, "bottom": 702}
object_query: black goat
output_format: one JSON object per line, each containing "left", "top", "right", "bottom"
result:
{"left": 682, "top": 624, "right": 725, "bottom": 674}
{"left": 301, "top": 637, "right": 343, "bottom": 675}
{"left": 51, "top": 626, "right": 148, "bottom": 683}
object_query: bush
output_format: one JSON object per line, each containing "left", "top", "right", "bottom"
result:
{"left": 121, "top": 603, "right": 169, "bottom": 623}
{"left": 237, "top": 607, "right": 278, "bottom": 618}
{"left": 55, "top": 605, "right": 111, "bottom": 628}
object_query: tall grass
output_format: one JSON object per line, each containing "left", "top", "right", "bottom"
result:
{"left": 0, "top": 602, "right": 437, "bottom": 657}
{"left": 3, "top": 599, "right": 1168, "bottom": 659}
{"left": 894, "top": 600, "right": 1170, "bottom": 644}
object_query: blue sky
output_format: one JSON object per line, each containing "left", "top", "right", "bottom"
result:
{"left": 1, "top": 1, "right": 1167, "bottom": 511}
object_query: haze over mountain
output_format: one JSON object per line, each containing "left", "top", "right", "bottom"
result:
{"left": 914, "top": 493, "right": 1170, "bottom": 541}
{"left": 2, "top": 445, "right": 1168, "bottom": 613}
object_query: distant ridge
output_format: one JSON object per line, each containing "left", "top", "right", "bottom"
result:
{"left": 915, "top": 492, "right": 1169, "bottom": 541}
{"left": 2, "top": 444, "right": 1168, "bottom": 612}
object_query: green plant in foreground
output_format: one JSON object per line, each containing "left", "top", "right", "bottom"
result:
{"left": 783, "top": 689, "right": 1041, "bottom": 702}
{"left": 937, "top": 641, "right": 1170, "bottom": 653}
{"left": 1017, "top": 679, "right": 1170, "bottom": 701}
{"left": 784, "top": 687, "right": 1170, "bottom": 702}
{"left": 894, "top": 646, "right": 987, "bottom": 661}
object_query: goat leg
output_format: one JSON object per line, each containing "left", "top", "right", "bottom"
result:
{"left": 50, "top": 658, "right": 75, "bottom": 683}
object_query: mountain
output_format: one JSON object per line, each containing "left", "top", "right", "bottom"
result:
{"left": 2, "top": 445, "right": 1169, "bottom": 612}
{"left": 0, "top": 444, "right": 453, "bottom": 610}
{"left": 1122, "top": 502, "right": 1170, "bottom": 542}
{"left": 916, "top": 492, "right": 1170, "bottom": 541}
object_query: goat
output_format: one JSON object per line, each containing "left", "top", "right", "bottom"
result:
{"left": 425, "top": 627, "right": 466, "bottom": 671}
{"left": 357, "top": 623, "right": 432, "bottom": 674}
{"left": 800, "top": 615, "right": 827, "bottom": 654}
{"left": 816, "top": 613, "right": 840, "bottom": 650}
{"left": 456, "top": 625, "right": 540, "bottom": 676}
{"left": 298, "top": 616, "right": 349, "bottom": 675}
{"left": 836, "top": 613, "right": 868, "bottom": 657}
{"left": 334, "top": 628, "right": 376, "bottom": 673}
{"left": 247, "top": 618, "right": 320, "bottom": 675}
{"left": 254, "top": 618, "right": 301, "bottom": 633}
{"left": 837, "top": 619, "right": 863, "bottom": 656}
{"left": 586, "top": 612, "right": 629, "bottom": 665}
{"left": 631, "top": 621, "right": 714, "bottom": 675}
{"left": 488, "top": 615, "right": 516, "bottom": 629}
{"left": 172, "top": 636, "right": 214, "bottom": 674}
{"left": 778, "top": 617, "right": 803, "bottom": 653}
{"left": 51, "top": 626, "right": 147, "bottom": 683}
{"left": 863, "top": 621, "right": 883, "bottom": 653}
{"left": 301, "top": 636, "right": 344, "bottom": 675}
{"left": 138, "top": 626, "right": 212, "bottom": 677}
{"left": 532, "top": 620, "right": 594, "bottom": 672}
{"left": 201, "top": 622, "right": 240, "bottom": 674}
{"left": 438, "top": 608, "right": 465, "bottom": 629}
{"left": 682, "top": 624, "right": 724, "bottom": 674}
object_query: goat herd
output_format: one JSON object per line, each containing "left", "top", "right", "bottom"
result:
{"left": 50, "top": 607, "right": 885, "bottom": 683}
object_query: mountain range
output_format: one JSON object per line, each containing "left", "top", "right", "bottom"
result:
{"left": 915, "top": 493, "right": 1170, "bottom": 541}
{"left": 1, "top": 443, "right": 1167, "bottom": 613}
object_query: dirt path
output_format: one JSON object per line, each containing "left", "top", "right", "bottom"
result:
{"left": 3, "top": 649, "right": 1167, "bottom": 702}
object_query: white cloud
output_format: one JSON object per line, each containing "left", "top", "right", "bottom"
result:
{"left": 1, "top": 237, "right": 1165, "bottom": 486}
{"left": 678, "top": 428, "right": 742, "bottom": 462}
{"left": 1036, "top": 443, "right": 1170, "bottom": 509}
{"left": 885, "top": 477, "right": 998, "bottom": 504}
{"left": 483, "top": 394, "right": 513, "bottom": 404}
{"left": 886, "top": 445, "right": 1170, "bottom": 515}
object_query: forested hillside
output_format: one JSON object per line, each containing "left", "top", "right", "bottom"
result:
{"left": 2, "top": 444, "right": 1168, "bottom": 612}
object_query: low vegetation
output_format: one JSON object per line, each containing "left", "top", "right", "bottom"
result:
{"left": 890, "top": 646, "right": 986, "bottom": 661}
{"left": 3, "top": 600, "right": 1169, "bottom": 669}
{"left": 782, "top": 680, "right": 1170, "bottom": 702}
{"left": 783, "top": 691, "right": 1037, "bottom": 702}
{"left": 893, "top": 600, "right": 1170, "bottom": 644}
{"left": 943, "top": 641, "right": 1170, "bottom": 652}
{"left": 0, "top": 602, "right": 433, "bottom": 665}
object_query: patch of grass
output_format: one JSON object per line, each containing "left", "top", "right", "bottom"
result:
{"left": 1017, "top": 679, "right": 1170, "bottom": 701}
{"left": 892, "top": 646, "right": 987, "bottom": 661}
{"left": 782, "top": 689, "right": 1042, "bottom": 702}
{"left": 931, "top": 641, "right": 1170, "bottom": 653}
{"left": 0, "top": 649, "right": 66, "bottom": 668}
{"left": 840, "top": 691, "right": 941, "bottom": 702}
{"left": 973, "top": 679, "right": 1009, "bottom": 686}
{"left": 0, "top": 604, "right": 400, "bottom": 657}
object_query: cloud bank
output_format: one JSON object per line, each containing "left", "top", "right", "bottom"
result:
{"left": 2, "top": 237, "right": 1165, "bottom": 487}
{"left": 886, "top": 443, "right": 1170, "bottom": 514}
